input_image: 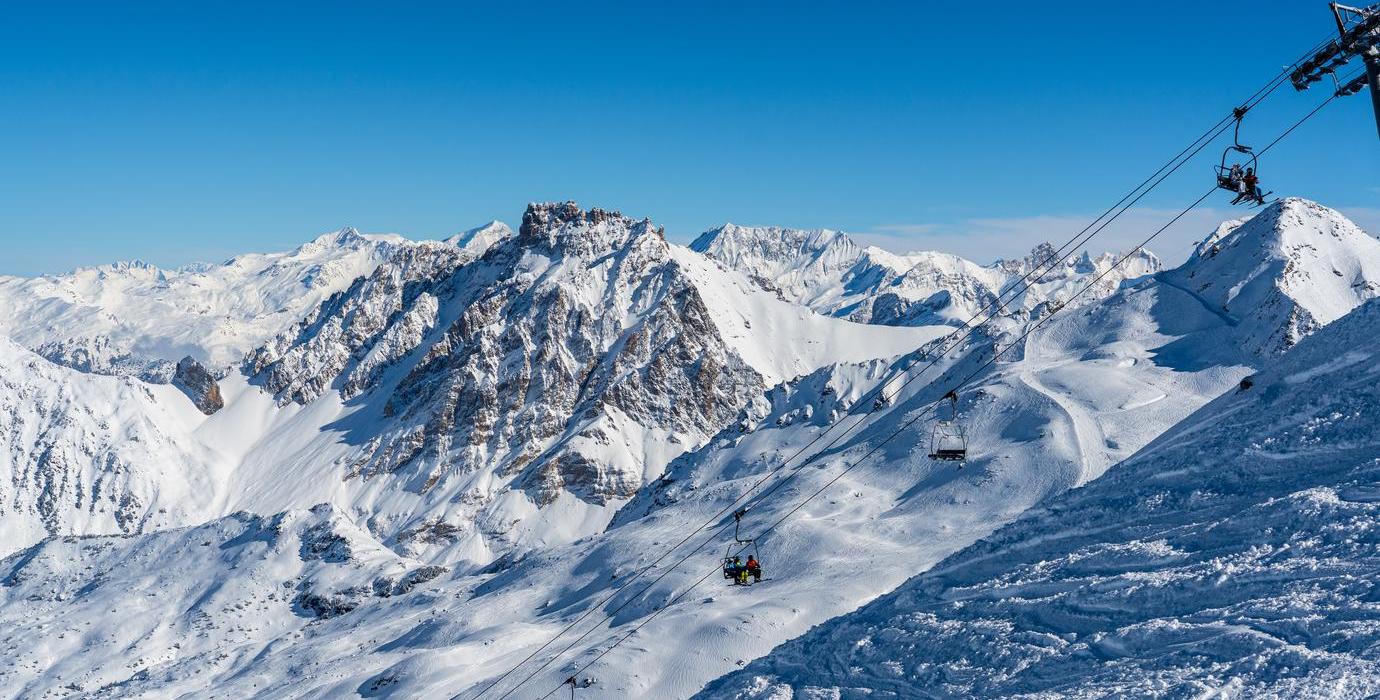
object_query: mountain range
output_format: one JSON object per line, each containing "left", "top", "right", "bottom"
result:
{"left": 2, "top": 197, "right": 1378, "bottom": 699}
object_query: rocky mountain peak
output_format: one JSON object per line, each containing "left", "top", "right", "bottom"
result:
{"left": 517, "top": 201, "right": 663, "bottom": 258}
{"left": 246, "top": 201, "right": 763, "bottom": 558}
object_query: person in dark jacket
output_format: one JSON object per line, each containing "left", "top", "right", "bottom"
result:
{"left": 1235, "top": 168, "right": 1265, "bottom": 205}
{"left": 724, "top": 556, "right": 744, "bottom": 584}
{"left": 745, "top": 555, "right": 762, "bottom": 583}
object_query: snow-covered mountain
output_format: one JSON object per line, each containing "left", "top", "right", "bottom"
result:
{"left": 0, "top": 202, "right": 946, "bottom": 562}
{"left": 1162, "top": 197, "right": 1380, "bottom": 355}
{"left": 700, "top": 296, "right": 1380, "bottom": 700}
{"left": 1, "top": 197, "right": 1378, "bottom": 699}
{"left": 691, "top": 222, "right": 1161, "bottom": 327}
{"left": 0, "top": 337, "right": 225, "bottom": 557}
{"left": 0, "top": 227, "right": 460, "bottom": 374}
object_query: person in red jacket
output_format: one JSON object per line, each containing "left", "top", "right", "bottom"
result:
{"left": 745, "top": 555, "right": 762, "bottom": 583}
{"left": 1235, "top": 168, "right": 1265, "bottom": 205}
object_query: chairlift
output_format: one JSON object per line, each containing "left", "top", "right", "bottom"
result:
{"left": 927, "top": 390, "right": 968, "bottom": 462}
{"left": 1214, "top": 107, "right": 1271, "bottom": 207}
{"left": 721, "top": 509, "right": 763, "bottom": 585}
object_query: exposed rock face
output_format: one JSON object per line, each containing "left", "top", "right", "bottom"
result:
{"left": 34, "top": 336, "right": 175, "bottom": 383}
{"left": 248, "top": 202, "right": 764, "bottom": 522}
{"left": 249, "top": 242, "right": 466, "bottom": 406}
{"left": 172, "top": 356, "right": 223, "bottom": 415}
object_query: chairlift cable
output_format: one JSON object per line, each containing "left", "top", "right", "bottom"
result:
{"left": 534, "top": 90, "right": 1342, "bottom": 700}
{"left": 468, "top": 34, "right": 1339, "bottom": 700}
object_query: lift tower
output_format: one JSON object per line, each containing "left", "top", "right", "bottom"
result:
{"left": 1293, "top": 3, "right": 1380, "bottom": 139}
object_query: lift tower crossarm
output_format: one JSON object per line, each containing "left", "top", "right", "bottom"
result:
{"left": 1295, "top": 3, "right": 1380, "bottom": 139}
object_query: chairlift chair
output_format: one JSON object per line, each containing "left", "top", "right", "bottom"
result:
{"left": 927, "top": 390, "right": 968, "bottom": 462}
{"left": 1214, "top": 144, "right": 1258, "bottom": 193}
{"left": 1214, "top": 107, "right": 1270, "bottom": 206}
{"left": 722, "top": 509, "right": 761, "bottom": 584}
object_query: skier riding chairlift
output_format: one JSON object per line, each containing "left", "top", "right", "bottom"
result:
{"left": 1215, "top": 108, "right": 1270, "bottom": 207}
{"left": 1232, "top": 167, "right": 1267, "bottom": 207}
{"left": 721, "top": 509, "right": 763, "bottom": 585}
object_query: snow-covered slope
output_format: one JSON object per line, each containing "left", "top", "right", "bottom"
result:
{"left": 0, "top": 228, "right": 410, "bottom": 372}
{"left": 691, "top": 223, "right": 1161, "bottom": 327}
{"left": 0, "top": 337, "right": 225, "bottom": 557}
{"left": 0, "top": 198, "right": 1377, "bottom": 700}
{"left": 699, "top": 296, "right": 1380, "bottom": 700}
{"left": 1161, "top": 197, "right": 1380, "bottom": 355}
{"left": 0, "top": 505, "right": 447, "bottom": 698}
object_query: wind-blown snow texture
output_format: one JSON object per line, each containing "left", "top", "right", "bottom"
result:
{"left": 0, "top": 198, "right": 1377, "bottom": 699}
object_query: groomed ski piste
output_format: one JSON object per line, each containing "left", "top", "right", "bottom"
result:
{"left": 699, "top": 290, "right": 1380, "bottom": 700}
{"left": 1, "top": 194, "right": 1378, "bottom": 699}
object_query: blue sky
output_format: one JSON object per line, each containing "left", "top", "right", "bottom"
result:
{"left": 2, "top": 1, "right": 1377, "bottom": 275}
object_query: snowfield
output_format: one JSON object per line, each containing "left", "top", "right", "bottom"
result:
{"left": 0, "top": 198, "right": 1377, "bottom": 699}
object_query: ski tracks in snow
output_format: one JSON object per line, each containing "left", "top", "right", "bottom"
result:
{"left": 1014, "top": 330, "right": 1110, "bottom": 486}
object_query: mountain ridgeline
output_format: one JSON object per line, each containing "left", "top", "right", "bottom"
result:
{"left": 0, "top": 198, "right": 1378, "bottom": 698}
{"left": 247, "top": 202, "right": 764, "bottom": 507}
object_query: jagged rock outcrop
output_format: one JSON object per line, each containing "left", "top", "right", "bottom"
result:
{"left": 248, "top": 242, "right": 466, "bottom": 405}
{"left": 172, "top": 356, "right": 223, "bottom": 415}
{"left": 249, "top": 202, "right": 764, "bottom": 514}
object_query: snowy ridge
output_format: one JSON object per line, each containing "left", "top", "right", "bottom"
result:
{"left": 1162, "top": 197, "right": 1380, "bottom": 354}
{"left": 0, "top": 198, "right": 1378, "bottom": 699}
{"left": 444, "top": 220, "right": 513, "bottom": 257}
{"left": 0, "top": 228, "right": 409, "bottom": 372}
{"left": 699, "top": 296, "right": 1380, "bottom": 699}
{"left": 691, "top": 222, "right": 1162, "bottom": 327}
{"left": 0, "top": 337, "right": 225, "bottom": 557}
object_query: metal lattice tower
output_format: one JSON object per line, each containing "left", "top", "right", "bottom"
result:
{"left": 1293, "top": 3, "right": 1380, "bottom": 138}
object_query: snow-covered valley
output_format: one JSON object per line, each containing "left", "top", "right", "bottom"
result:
{"left": 2, "top": 198, "right": 1379, "bottom": 699}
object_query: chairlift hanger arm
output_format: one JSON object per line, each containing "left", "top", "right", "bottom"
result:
{"left": 1296, "top": 2, "right": 1380, "bottom": 139}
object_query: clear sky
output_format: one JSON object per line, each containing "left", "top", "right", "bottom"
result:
{"left": 2, "top": 1, "right": 1377, "bottom": 276}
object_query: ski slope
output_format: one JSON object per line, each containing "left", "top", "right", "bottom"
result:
{"left": 699, "top": 297, "right": 1380, "bottom": 699}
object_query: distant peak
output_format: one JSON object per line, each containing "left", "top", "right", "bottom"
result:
{"left": 64, "top": 258, "right": 163, "bottom": 278}
{"left": 295, "top": 227, "right": 367, "bottom": 256}
{"left": 690, "top": 222, "right": 854, "bottom": 259}
{"left": 445, "top": 220, "right": 513, "bottom": 255}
